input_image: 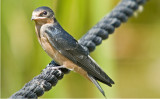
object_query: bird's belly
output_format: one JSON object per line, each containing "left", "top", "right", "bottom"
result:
{"left": 40, "top": 37, "right": 88, "bottom": 78}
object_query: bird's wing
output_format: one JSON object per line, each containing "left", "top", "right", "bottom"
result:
{"left": 44, "top": 25, "right": 114, "bottom": 86}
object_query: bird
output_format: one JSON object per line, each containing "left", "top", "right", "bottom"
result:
{"left": 31, "top": 6, "right": 114, "bottom": 97}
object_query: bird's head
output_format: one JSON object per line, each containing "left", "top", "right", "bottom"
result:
{"left": 31, "top": 6, "right": 55, "bottom": 24}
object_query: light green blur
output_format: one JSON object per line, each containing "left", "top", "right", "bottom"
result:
{"left": 1, "top": 0, "right": 160, "bottom": 98}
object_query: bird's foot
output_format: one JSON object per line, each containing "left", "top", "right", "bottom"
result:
{"left": 47, "top": 65, "right": 66, "bottom": 70}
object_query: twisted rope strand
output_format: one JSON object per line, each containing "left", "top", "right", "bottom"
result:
{"left": 78, "top": 0, "right": 146, "bottom": 52}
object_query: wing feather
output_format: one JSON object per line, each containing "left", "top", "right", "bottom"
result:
{"left": 44, "top": 24, "right": 114, "bottom": 85}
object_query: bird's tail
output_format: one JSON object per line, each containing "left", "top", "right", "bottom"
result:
{"left": 88, "top": 56, "right": 115, "bottom": 86}
{"left": 88, "top": 74, "right": 106, "bottom": 98}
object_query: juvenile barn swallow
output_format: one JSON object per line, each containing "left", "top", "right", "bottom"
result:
{"left": 32, "top": 6, "right": 114, "bottom": 97}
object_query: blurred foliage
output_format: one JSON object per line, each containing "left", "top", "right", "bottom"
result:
{"left": 1, "top": 0, "right": 160, "bottom": 98}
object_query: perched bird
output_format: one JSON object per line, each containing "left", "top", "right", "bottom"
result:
{"left": 31, "top": 6, "right": 114, "bottom": 97}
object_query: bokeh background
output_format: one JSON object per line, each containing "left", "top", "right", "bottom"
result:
{"left": 1, "top": 0, "right": 160, "bottom": 98}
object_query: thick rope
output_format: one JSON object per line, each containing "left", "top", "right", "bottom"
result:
{"left": 10, "top": 0, "right": 147, "bottom": 98}
{"left": 79, "top": 0, "right": 147, "bottom": 52}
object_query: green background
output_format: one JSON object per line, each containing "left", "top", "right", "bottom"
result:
{"left": 1, "top": 0, "right": 160, "bottom": 98}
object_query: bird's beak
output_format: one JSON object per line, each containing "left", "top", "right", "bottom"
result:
{"left": 31, "top": 16, "right": 47, "bottom": 21}
{"left": 31, "top": 16, "right": 36, "bottom": 21}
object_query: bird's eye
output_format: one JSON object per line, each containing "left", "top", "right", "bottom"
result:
{"left": 43, "top": 11, "right": 47, "bottom": 15}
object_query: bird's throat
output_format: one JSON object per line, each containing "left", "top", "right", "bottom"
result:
{"left": 34, "top": 18, "right": 54, "bottom": 40}
{"left": 35, "top": 24, "right": 41, "bottom": 39}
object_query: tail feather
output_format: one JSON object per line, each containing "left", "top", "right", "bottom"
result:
{"left": 88, "top": 75, "right": 106, "bottom": 98}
